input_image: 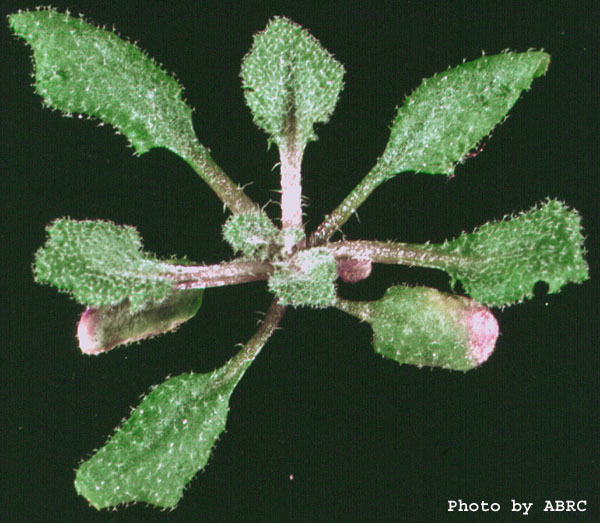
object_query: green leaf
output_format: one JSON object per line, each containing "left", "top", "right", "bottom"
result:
{"left": 9, "top": 8, "right": 196, "bottom": 155}
{"left": 240, "top": 17, "right": 344, "bottom": 152}
{"left": 268, "top": 247, "right": 337, "bottom": 308}
{"left": 433, "top": 199, "right": 589, "bottom": 306}
{"left": 337, "top": 286, "right": 499, "bottom": 371}
{"left": 75, "top": 365, "right": 241, "bottom": 509}
{"left": 222, "top": 211, "right": 281, "bottom": 260}
{"left": 77, "top": 289, "right": 203, "bottom": 355}
{"left": 34, "top": 218, "right": 179, "bottom": 310}
{"left": 376, "top": 51, "right": 550, "bottom": 177}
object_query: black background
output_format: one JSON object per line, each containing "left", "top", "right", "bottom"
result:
{"left": 2, "top": 1, "right": 597, "bottom": 521}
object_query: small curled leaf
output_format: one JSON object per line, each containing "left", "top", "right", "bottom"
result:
{"left": 268, "top": 248, "right": 337, "bottom": 308}
{"left": 77, "top": 289, "right": 203, "bottom": 355}
{"left": 338, "top": 286, "right": 499, "bottom": 371}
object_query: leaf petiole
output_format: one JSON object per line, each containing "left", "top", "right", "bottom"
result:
{"left": 310, "top": 166, "right": 387, "bottom": 246}
{"left": 327, "top": 239, "right": 461, "bottom": 270}
{"left": 219, "top": 299, "right": 287, "bottom": 384}
{"left": 168, "top": 259, "right": 274, "bottom": 289}
{"left": 177, "top": 139, "right": 259, "bottom": 215}
{"left": 279, "top": 143, "right": 305, "bottom": 252}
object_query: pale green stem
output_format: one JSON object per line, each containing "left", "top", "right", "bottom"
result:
{"left": 176, "top": 139, "right": 258, "bottom": 215}
{"left": 334, "top": 296, "right": 370, "bottom": 321}
{"left": 167, "top": 260, "right": 274, "bottom": 290}
{"left": 310, "top": 167, "right": 387, "bottom": 246}
{"left": 327, "top": 240, "right": 463, "bottom": 270}
{"left": 220, "top": 299, "right": 287, "bottom": 384}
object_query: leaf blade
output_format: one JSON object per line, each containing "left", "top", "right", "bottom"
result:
{"left": 337, "top": 286, "right": 499, "bottom": 371}
{"left": 77, "top": 289, "right": 203, "bottom": 355}
{"left": 377, "top": 51, "right": 550, "bottom": 177}
{"left": 75, "top": 368, "right": 239, "bottom": 509}
{"left": 434, "top": 199, "right": 589, "bottom": 306}
{"left": 9, "top": 8, "right": 196, "bottom": 155}
{"left": 240, "top": 17, "right": 344, "bottom": 152}
{"left": 33, "top": 218, "right": 177, "bottom": 310}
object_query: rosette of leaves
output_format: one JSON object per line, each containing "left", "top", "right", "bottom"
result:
{"left": 10, "top": 8, "right": 588, "bottom": 511}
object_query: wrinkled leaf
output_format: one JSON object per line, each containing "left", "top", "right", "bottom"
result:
{"left": 376, "top": 51, "right": 550, "bottom": 177}
{"left": 34, "top": 218, "right": 179, "bottom": 310}
{"left": 432, "top": 199, "right": 589, "bottom": 306}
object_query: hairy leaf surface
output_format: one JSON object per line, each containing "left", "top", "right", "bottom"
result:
{"left": 34, "top": 218, "right": 179, "bottom": 310}
{"left": 377, "top": 51, "right": 550, "bottom": 177}
{"left": 433, "top": 199, "right": 589, "bottom": 305}
{"left": 240, "top": 17, "right": 344, "bottom": 152}
{"left": 338, "top": 286, "right": 499, "bottom": 371}
{"left": 9, "top": 8, "right": 196, "bottom": 155}
{"left": 75, "top": 367, "right": 240, "bottom": 509}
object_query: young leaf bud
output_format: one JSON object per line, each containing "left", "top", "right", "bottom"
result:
{"left": 336, "top": 258, "right": 372, "bottom": 283}
{"left": 222, "top": 212, "right": 280, "bottom": 260}
{"left": 77, "top": 290, "right": 203, "bottom": 355}
{"left": 268, "top": 248, "right": 337, "bottom": 308}
{"left": 338, "top": 285, "right": 498, "bottom": 370}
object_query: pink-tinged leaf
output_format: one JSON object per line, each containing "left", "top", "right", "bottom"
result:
{"left": 77, "top": 290, "right": 203, "bottom": 355}
{"left": 337, "top": 286, "right": 499, "bottom": 371}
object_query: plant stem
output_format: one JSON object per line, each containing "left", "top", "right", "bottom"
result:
{"left": 334, "top": 296, "right": 370, "bottom": 321}
{"left": 168, "top": 260, "right": 273, "bottom": 289}
{"left": 310, "top": 167, "right": 387, "bottom": 246}
{"left": 327, "top": 240, "right": 463, "bottom": 270}
{"left": 221, "top": 298, "right": 287, "bottom": 383}
{"left": 177, "top": 139, "right": 258, "bottom": 215}
{"left": 280, "top": 143, "right": 305, "bottom": 252}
